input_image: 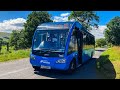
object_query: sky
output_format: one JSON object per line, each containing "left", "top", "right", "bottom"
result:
{"left": 0, "top": 11, "right": 120, "bottom": 39}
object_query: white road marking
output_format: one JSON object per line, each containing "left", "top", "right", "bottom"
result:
{"left": 0, "top": 67, "right": 31, "bottom": 77}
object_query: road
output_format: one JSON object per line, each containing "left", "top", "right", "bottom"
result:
{"left": 0, "top": 48, "right": 107, "bottom": 79}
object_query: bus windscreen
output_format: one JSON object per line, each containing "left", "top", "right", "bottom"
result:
{"left": 32, "top": 29, "right": 69, "bottom": 57}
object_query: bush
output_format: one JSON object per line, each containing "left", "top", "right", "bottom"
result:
{"left": 95, "top": 38, "right": 107, "bottom": 47}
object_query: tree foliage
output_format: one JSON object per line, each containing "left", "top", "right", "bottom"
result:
{"left": 8, "top": 11, "right": 53, "bottom": 49}
{"left": 105, "top": 16, "right": 120, "bottom": 45}
{"left": 9, "top": 30, "right": 20, "bottom": 50}
{"left": 95, "top": 38, "right": 106, "bottom": 47}
{"left": 17, "top": 30, "right": 28, "bottom": 49}
{"left": 23, "top": 11, "right": 53, "bottom": 48}
{"left": 68, "top": 11, "right": 99, "bottom": 30}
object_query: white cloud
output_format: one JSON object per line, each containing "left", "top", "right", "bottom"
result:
{"left": 69, "top": 19, "right": 75, "bottom": 22}
{"left": 90, "top": 25, "right": 107, "bottom": 39}
{"left": 53, "top": 12, "right": 107, "bottom": 39}
{"left": 60, "top": 13, "right": 70, "bottom": 17}
{"left": 53, "top": 16, "right": 68, "bottom": 22}
{"left": 0, "top": 18, "right": 26, "bottom": 33}
{"left": 53, "top": 13, "right": 74, "bottom": 22}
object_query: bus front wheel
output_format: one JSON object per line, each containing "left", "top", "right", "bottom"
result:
{"left": 67, "top": 60, "right": 76, "bottom": 73}
{"left": 32, "top": 66, "right": 40, "bottom": 71}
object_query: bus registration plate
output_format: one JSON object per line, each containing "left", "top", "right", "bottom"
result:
{"left": 41, "top": 65, "right": 51, "bottom": 69}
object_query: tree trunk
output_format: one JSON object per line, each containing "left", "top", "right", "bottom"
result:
{"left": 7, "top": 43, "right": 9, "bottom": 51}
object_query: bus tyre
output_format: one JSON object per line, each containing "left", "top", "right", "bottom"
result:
{"left": 67, "top": 60, "right": 76, "bottom": 74}
{"left": 32, "top": 66, "right": 39, "bottom": 71}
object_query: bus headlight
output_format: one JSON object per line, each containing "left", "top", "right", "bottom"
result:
{"left": 56, "top": 59, "right": 66, "bottom": 63}
{"left": 30, "top": 54, "right": 35, "bottom": 60}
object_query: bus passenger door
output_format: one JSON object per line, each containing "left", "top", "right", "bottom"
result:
{"left": 76, "top": 29, "right": 83, "bottom": 64}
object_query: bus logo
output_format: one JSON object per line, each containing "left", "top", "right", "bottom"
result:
{"left": 40, "top": 60, "right": 50, "bottom": 64}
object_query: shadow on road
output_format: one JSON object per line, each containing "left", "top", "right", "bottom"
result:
{"left": 95, "top": 47, "right": 108, "bottom": 52}
{"left": 34, "top": 58, "right": 102, "bottom": 79}
{"left": 97, "top": 55, "right": 116, "bottom": 79}
{"left": 34, "top": 66, "right": 86, "bottom": 79}
{"left": 95, "top": 49, "right": 107, "bottom": 52}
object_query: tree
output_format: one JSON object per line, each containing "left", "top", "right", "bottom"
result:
{"left": 9, "top": 30, "right": 20, "bottom": 50}
{"left": 95, "top": 38, "right": 106, "bottom": 47}
{"left": 68, "top": 11, "right": 99, "bottom": 30}
{"left": 6, "top": 42, "right": 9, "bottom": 51}
{"left": 105, "top": 16, "right": 120, "bottom": 45}
{"left": 17, "top": 30, "right": 28, "bottom": 49}
{"left": 23, "top": 11, "right": 53, "bottom": 48}
{"left": 2, "top": 40, "right": 10, "bottom": 51}
{"left": 104, "top": 28, "right": 112, "bottom": 44}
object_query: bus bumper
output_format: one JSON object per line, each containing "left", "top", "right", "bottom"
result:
{"left": 30, "top": 55, "right": 70, "bottom": 71}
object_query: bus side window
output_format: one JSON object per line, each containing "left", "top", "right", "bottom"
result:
{"left": 83, "top": 32, "right": 86, "bottom": 45}
{"left": 67, "top": 29, "right": 77, "bottom": 55}
{"left": 86, "top": 34, "right": 90, "bottom": 49}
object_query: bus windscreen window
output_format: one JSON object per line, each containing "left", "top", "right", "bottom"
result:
{"left": 33, "top": 29, "right": 69, "bottom": 51}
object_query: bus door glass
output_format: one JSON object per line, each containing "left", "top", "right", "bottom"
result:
{"left": 76, "top": 27, "right": 83, "bottom": 64}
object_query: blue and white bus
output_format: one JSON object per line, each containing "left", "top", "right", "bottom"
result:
{"left": 30, "top": 21, "right": 95, "bottom": 73}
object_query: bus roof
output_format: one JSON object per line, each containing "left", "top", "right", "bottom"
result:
{"left": 36, "top": 21, "right": 94, "bottom": 37}
{"left": 37, "top": 22, "right": 74, "bottom": 30}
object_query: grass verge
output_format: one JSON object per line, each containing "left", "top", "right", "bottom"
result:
{"left": 0, "top": 46, "right": 30, "bottom": 62}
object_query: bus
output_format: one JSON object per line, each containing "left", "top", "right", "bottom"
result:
{"left": 30, "top": 21, "right": 95, "bottom": 73}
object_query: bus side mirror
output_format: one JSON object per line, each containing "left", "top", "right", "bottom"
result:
{"left": 75, "top": 27, "right": 79, "bottom": 31}
{"left": 72, "top": 27, "right": 78, "bottom": 36}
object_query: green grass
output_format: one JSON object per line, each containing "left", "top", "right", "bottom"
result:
{"left": 96, "top": 46, "right": 120, "bottom": 79}
{"left": 0, "top": 46, "right": 30, "bottom": 62}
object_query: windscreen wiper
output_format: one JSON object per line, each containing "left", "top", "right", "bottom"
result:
{"left": 48, "top": 49, "right": 64, "bottom": 54}
{"left": 33, "top": 49, "right": 52, "bottom": 53}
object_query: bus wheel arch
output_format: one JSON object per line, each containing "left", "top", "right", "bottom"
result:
{"left": 91, "top": 51, "right": 94, "bottom": 59}
{"left": 32, "top": 66, "right": 40, "bottom": 71}
{"left": 67, "top": 58, "right": 76, "bottom": 73}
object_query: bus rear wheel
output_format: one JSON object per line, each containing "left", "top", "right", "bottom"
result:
{"left": 91, "top": 52, "right": 94, "bottom": 59}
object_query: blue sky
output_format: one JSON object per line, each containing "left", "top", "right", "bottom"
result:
{"left": 0, "top": 11, "right": 120, "bottom": 39}
{"left": 0, "top": 11, "right": 120, "bottom": 24}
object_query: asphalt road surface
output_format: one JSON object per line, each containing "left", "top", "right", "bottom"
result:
{"left": 0, "top": 48, "right": 107, "bottom": 79}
